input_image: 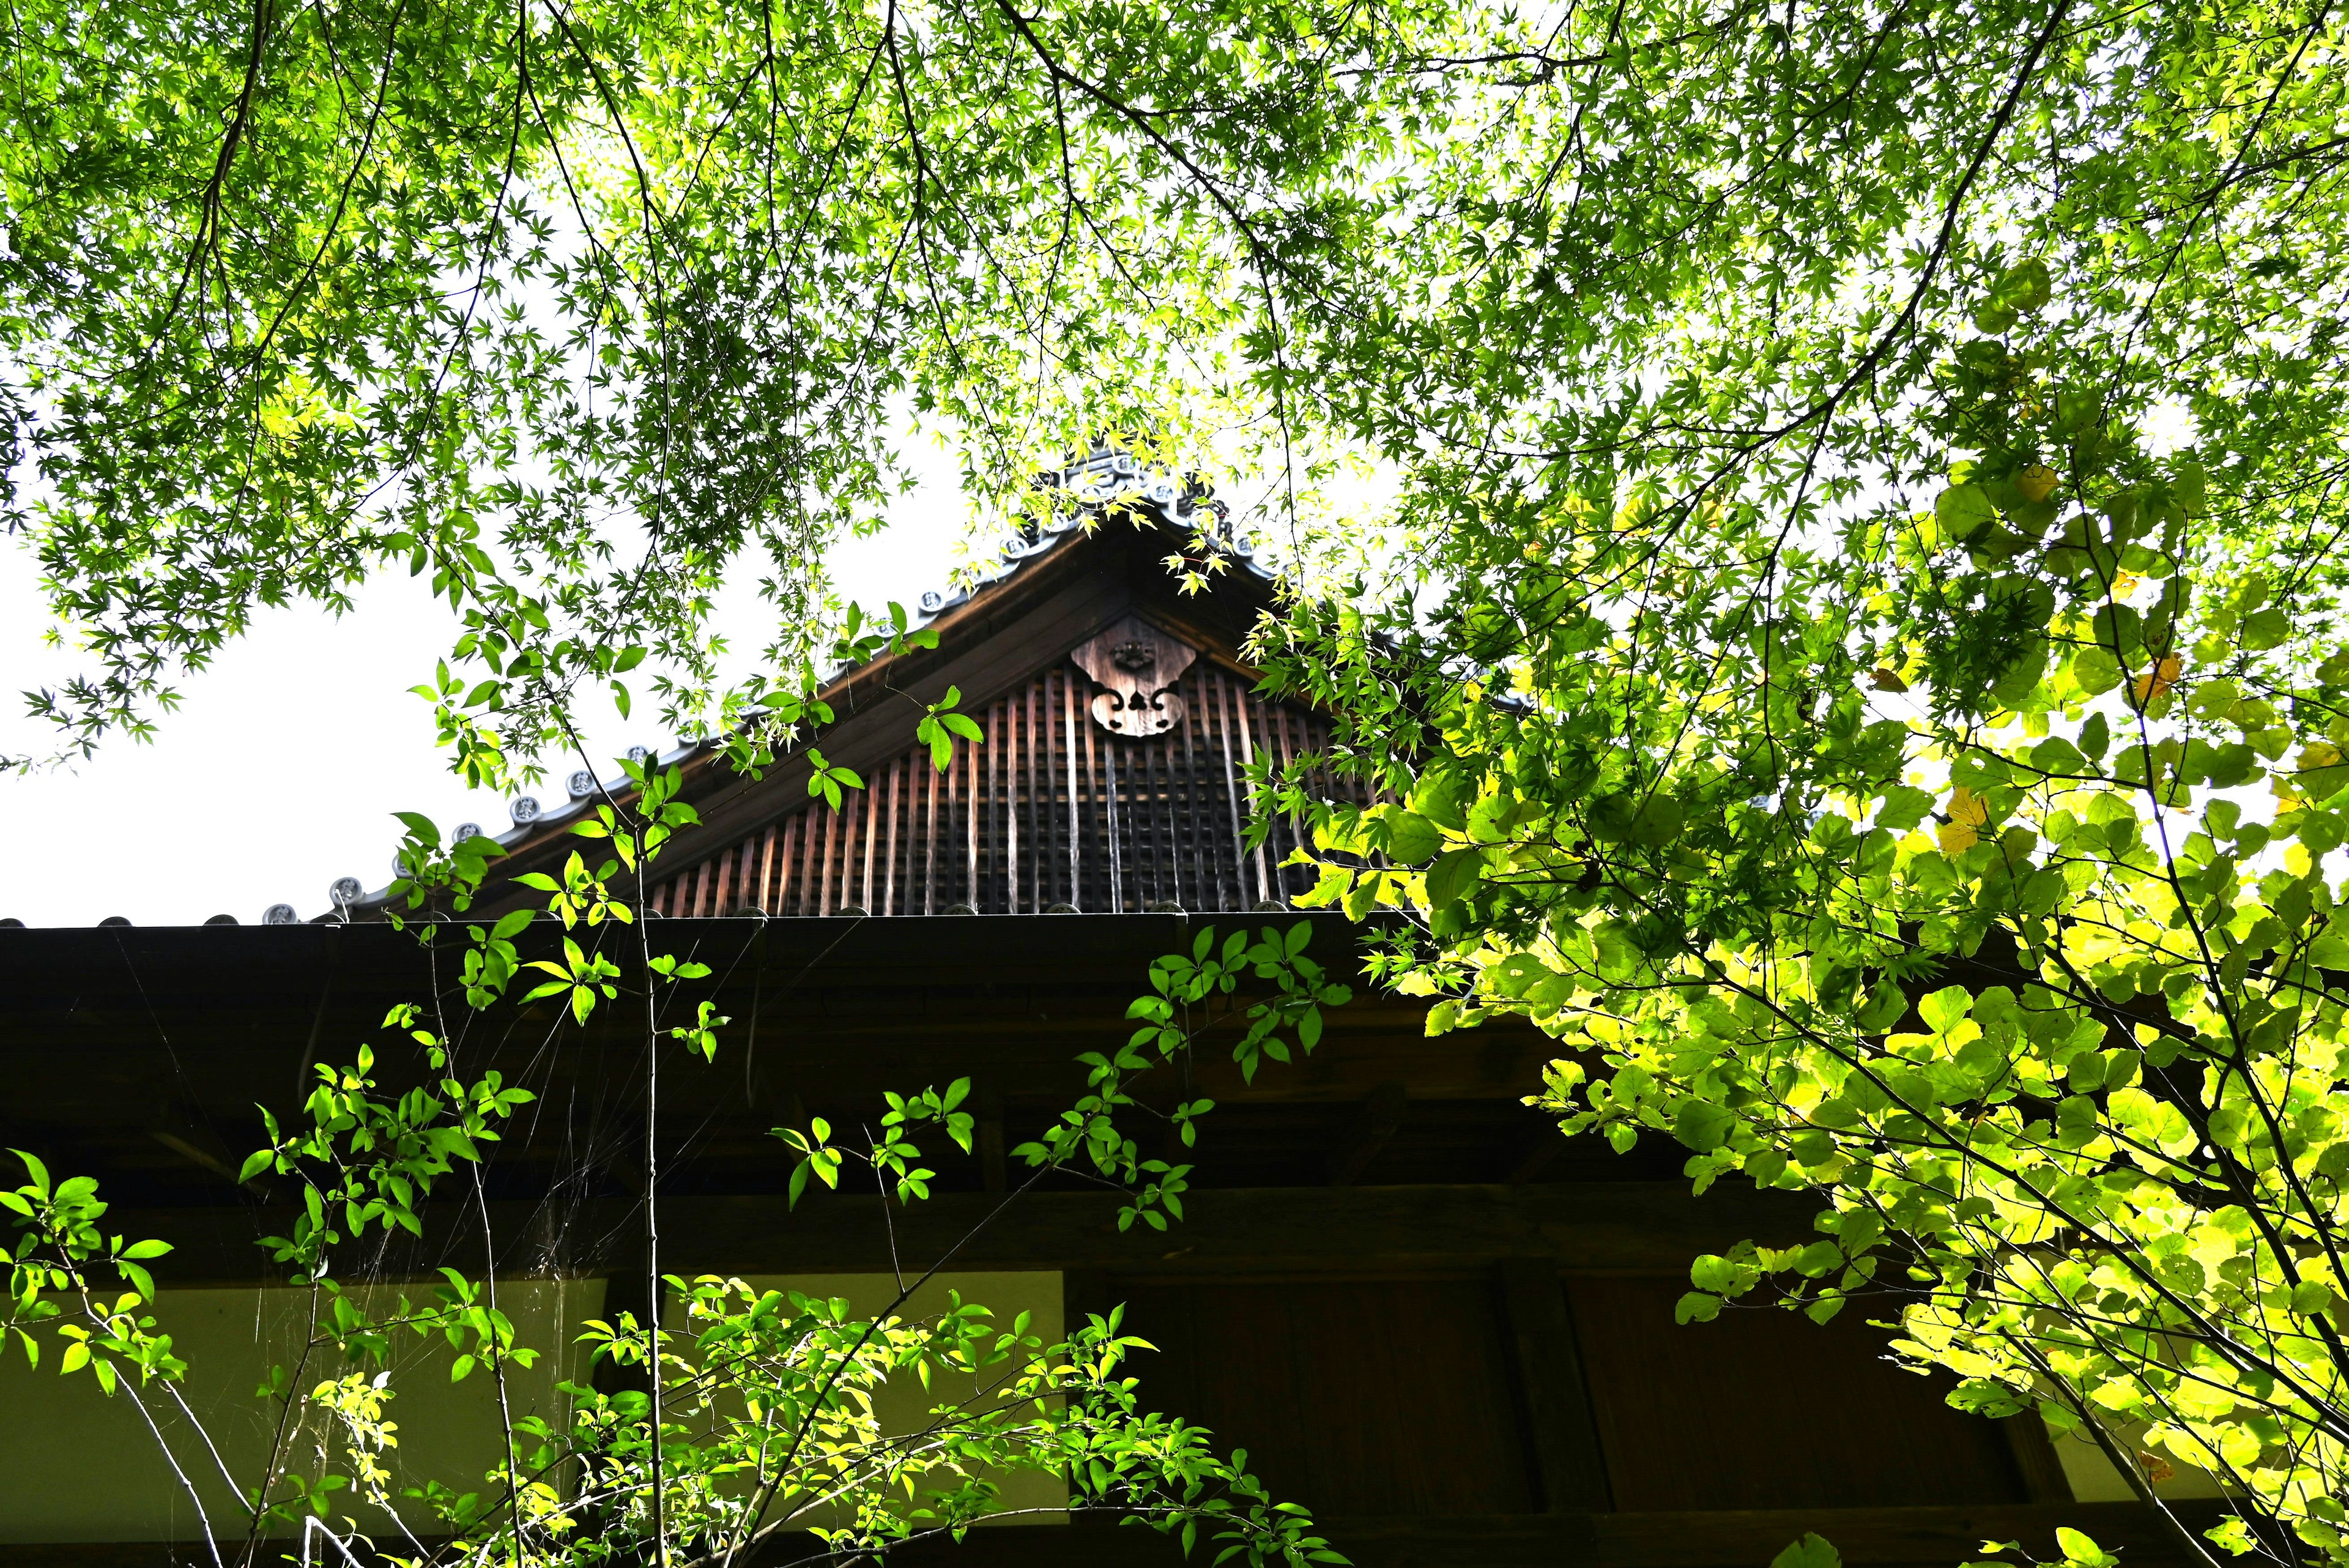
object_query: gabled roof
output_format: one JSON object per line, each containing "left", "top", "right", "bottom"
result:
{"left": 351, "top": 463, "right": 1348, "bottom": 920}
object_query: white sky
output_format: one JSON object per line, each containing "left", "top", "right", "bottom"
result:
{"left": 1, "top": 459, "right": 976, "bottom": 927}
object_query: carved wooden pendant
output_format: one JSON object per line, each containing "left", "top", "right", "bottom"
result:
{"left": 1070, "top": 615, "right": 1199, "bottom": 736}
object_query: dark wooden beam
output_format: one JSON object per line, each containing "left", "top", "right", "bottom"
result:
{"left": 0, "top": 916, "right": 1559, "bottom": 1127}
{"left": 108, "top": 1181, "right": 1816, "bottom": 1285}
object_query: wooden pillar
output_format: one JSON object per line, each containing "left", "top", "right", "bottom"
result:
{"left": 2003, "top": 1411, "right": 2076, "bottom": 1502}
{"left": 1327, "top": 1081, "right": 1407, "bottom": 1185}
{"left": 1497, "top": 1257, "right": 1612, "bottom": 1512}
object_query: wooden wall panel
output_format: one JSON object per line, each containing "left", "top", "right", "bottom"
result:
{"left": 1107, "top": 1276, "right": 1538, "bottom": 1517}
{"left": 1567, "top": 1277, "right": 2033, "bottom": 1512}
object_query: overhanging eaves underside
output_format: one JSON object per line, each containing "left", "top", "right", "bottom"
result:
{"left": 650, "top": 655, "right": 1357, "bottom": 918}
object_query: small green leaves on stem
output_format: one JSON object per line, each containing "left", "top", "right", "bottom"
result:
{"left": 644, "top": 954, "right": 712, "bottom": 982}
{"left": 834, "top": 601, "right": 943, "bottom": 671}
{"left": 780, "top": 1118, "right": 843, "bottom": 1209}
{"left": 1130, "top": 923, "right": 1352, "bottom": 1085}
{"left": 884, "top": 1079, "right": 976, "bottom": 1154}
{"left": 519, "top": 936, "right": 624, "bottom": 1026}
{"left": 241, "top": 1031, "right": 535, "bottom": 1280}
{"left": 916, "top": 686, "right": 986, "bottom": 771}
{"left": 804, "top": 749, "right": 864, "bottom": 811}
{"left": 3, "top": 1151, "right": 182, "bottom": 1389}
{"left": 515, "top": 849, "right": 635, "bottom": 932}
{"left": 384, "top": 809, "right": 510, "bottom": 924}
{"left": 459, "top": 908, "right": 533, "bottom": 1009}
{"left": 669, "top": 1000, "right": 729, "bottom": 1063}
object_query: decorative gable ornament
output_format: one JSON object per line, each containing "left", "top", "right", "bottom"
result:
{"left": 1071, "top": 615, "right": 1198, "bottom": 737}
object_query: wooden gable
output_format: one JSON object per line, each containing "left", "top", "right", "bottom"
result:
{"left": 377, "top": 503, "right": 1362, "bottom": 923}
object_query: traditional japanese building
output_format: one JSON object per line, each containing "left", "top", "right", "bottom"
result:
{"left": 0, "top": 457, "right": 2220, "bottom": 1566}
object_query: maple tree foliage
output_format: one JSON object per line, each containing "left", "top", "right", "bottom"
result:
{"left": 1256, "top": 2, "right": 2349, "bottom": 1564}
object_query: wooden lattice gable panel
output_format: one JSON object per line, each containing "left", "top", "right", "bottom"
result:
{"left": 649, "top": 641, "right": 1352, "bottom": 918}
{"left": 446, "top": 511, "right": 1364, "bottom": 920}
